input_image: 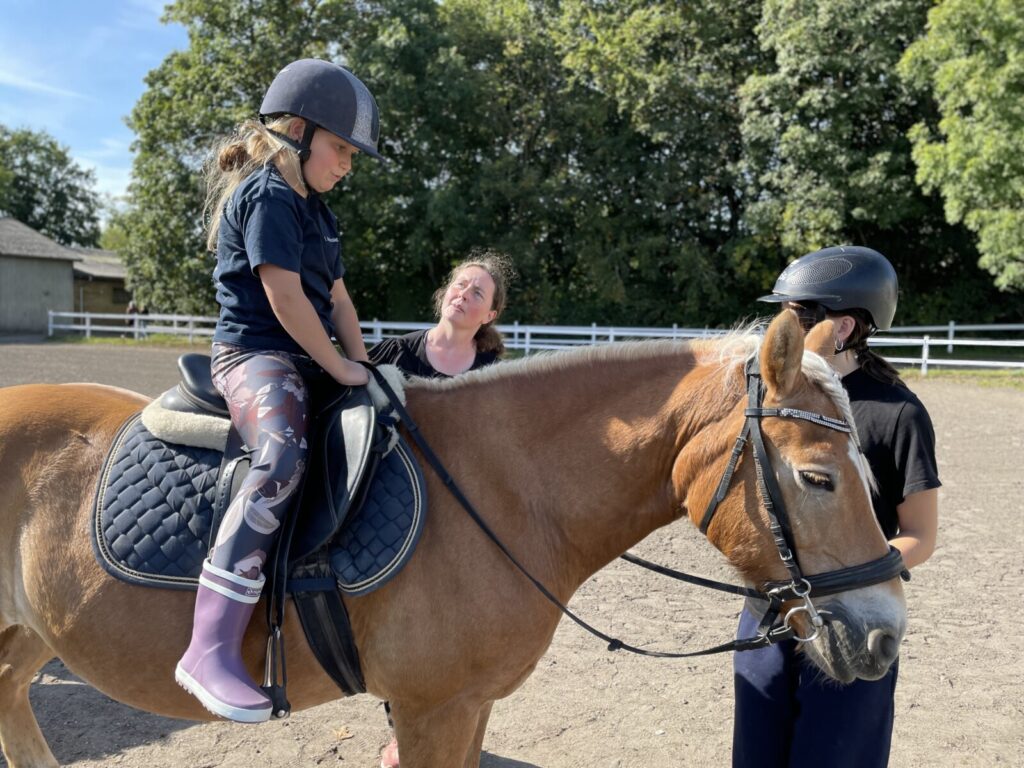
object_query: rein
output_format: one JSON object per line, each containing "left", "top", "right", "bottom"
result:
{"left": 359, "top": 359, "right": 906, "bottom": 658}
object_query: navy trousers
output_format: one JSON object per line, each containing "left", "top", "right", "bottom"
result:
{"left": 732, "top": 606, "right": 899, "bottom": 768}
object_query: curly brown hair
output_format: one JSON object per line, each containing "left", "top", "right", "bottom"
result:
{"left": 432, "top": 249, "right": 516, "bottom": 355}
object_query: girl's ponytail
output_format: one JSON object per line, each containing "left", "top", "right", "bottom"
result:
{"left": 203, "top": 117, "right": 305, "bottom": 251}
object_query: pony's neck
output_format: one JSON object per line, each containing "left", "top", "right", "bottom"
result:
{"left": 406, "top": 342, "right": 741, "bottom": 595}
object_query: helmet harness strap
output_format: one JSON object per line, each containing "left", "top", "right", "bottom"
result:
{"left": 260, "top": 115, "right": 317, "bottom": 163}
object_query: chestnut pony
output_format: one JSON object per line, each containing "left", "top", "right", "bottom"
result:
{"left": 0, "top": 312, "right": 905, "bottom": 767}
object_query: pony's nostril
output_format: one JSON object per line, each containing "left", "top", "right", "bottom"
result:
{"left": 868, "top": 629, "right": 900, "bottom": 665}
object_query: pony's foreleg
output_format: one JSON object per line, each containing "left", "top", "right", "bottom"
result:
{"left": 462, "top": 700, "right": 494, "bottom": 768}
{"left": 389, "top": 698, "right": 481, "bottom": 768}
{"left": 0, "top": 625, "right": 58, "bottom": 768}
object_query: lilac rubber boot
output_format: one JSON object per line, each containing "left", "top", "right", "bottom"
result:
{"left": 175, "top": 559, "right": 272, "bottom": 723}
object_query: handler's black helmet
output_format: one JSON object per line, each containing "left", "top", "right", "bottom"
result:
{"left": 259, "top": 58, "right": 382, "bottom": 160}
{"left": 758, "top": 245, "right": 899, "bottom": 331}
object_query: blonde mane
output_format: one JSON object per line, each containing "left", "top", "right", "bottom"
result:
{"left": 408, "top": 331, "right": 867, "bottom": 471}
{"left": 408, "top": 337, "right": 699, "bottom": 393}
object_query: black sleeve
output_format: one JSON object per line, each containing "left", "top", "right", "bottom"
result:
{"left": 893, "top": 398, "right": 942, "bottom": 500}
{"left": 368, "top": 337, "right": 402, "bottom": 366}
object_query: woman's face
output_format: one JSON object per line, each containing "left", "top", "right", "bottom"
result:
{"left": 441, "top": 266, "right": 497, "bottom": 330}
{"left": 302, "top": 126, "right": 358, "bottom": 194}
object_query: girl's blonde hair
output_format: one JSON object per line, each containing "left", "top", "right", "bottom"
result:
{"left": 203, "top": 116, "right": 306, "bottom": 251}
{"left": 432, "top": 249, "right": 516, "bottom": 356}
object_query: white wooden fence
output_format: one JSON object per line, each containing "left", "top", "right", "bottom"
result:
{"left": 47, "top": 311, "right": 1024, "bottom": 375}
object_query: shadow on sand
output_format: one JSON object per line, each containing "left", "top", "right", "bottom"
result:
{"left": 481, "top": 752, "right": 542, "bottom": 768}
{"left": 24, "top": 662, "right": 544, "bottom": 768}
{"left": 21, "top": 660, "right": 193, "bottom": 766}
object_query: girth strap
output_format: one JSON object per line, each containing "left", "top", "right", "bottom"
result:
{"left": 289, "top": 552, "right": 366, "bottom": 696}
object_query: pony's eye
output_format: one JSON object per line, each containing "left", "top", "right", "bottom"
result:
{"left": 799, "top": 471, "right": 835, "bottom": 492}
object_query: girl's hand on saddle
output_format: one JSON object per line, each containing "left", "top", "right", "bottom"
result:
{"left": 333, "top": 358, "right": 370, "bottom": 387}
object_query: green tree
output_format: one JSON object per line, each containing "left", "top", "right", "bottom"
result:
{"left": 99, "top": 218, "right": 129, "bottom": 253}
{"left": 120, "top": 0, "right": 779, "bottom": 325}
{"left": 554, "top": 0, "right": 768, "bottom": 323}
{"left": 0, "top": 125, "right": 101, "bottom": 246}
{"left": 118, "top": 0, "right": 351, "bottom": 313}
{"left": 899, "top": 0, "right": 1024, "bottom": 292}
{"left": 739, "top": 0, "right": 1019, "bottom": 323}
{"left": 121, "top": 0, "right": 1019, "bottom": 326}
{"left": 348, "top": 0, "right": 769, "bottom": 325}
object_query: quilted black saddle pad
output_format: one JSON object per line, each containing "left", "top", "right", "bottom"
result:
{"left": 92, "top": 413, "right": 427, "bottom": 595}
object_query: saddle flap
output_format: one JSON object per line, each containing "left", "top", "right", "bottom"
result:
{"left": 288, "top": 386, "right": 378, "bottom": 563}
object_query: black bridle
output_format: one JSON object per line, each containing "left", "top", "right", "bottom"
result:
{"left": 688, "top": 356, "right": 907, "bottom": 646}
{"left": 360, "top": 358, "right": 907, "bottom": 658}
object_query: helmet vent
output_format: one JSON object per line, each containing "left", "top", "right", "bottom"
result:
{"left": 350, "top": 75, "right": 376, "bottom": 148}
{"left": 786, "top": 257, "right": 853, "bottom": 285}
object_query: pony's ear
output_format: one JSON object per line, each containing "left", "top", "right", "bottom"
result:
{"left": 804, "top": 318, "right": 837, "bottom": 359}
{"left": 760, "top": 309, "right": 803, "bottom": 401}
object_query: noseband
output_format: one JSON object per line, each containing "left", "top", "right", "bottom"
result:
{"left": 695, "top": 356, "right": 908, "bottom": 644}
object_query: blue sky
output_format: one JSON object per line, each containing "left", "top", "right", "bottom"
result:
{"left": 0, "top": 0, "right": 188, "bottom": 206}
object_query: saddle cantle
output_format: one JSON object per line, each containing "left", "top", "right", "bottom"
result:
{"left": 91, "top": 354, "right": 426, "bottom": 696}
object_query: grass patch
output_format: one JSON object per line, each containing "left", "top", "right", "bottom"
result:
{"left": 48, "top": 333, "right": 207, "bottom": 348}
{"left": 899, "top": 367, "right": 1024, "bottom": 389}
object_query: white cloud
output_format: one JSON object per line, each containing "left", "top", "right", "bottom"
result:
{"left": 0, "top": 69, "right": 88, "bottom": 100}
{"left": 82, "top": 136, "right": 134, "bottom": 162}
{"left": 81, "top": 157, "right": 133, "bottom": 201}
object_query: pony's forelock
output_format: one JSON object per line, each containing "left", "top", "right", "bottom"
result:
{"left": 800, "top": 350, "right": 877, "bottom": 491}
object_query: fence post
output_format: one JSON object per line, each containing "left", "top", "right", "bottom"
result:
{"left": 524, "top": 329, "right": 532, "bottom": 355}
{"left": 591, "top": 322, "right": 597, "bottom": 344}
{"left": 133, "top": 315, "right": 140, "bottom": 340}
{"left": 921, "top": 335, "right": 930, "bottom": 376}
{"left": 48, "top": 310, "right": 53, "bottom": 337}
{"left": 947, "top": 320, "right": 955, "bottom": 354}
{"left": 672, "top": 323, "right": 678, "bottom": 340}
{"left": 85, "top": 314, "right": 92, "bottom": 339}
{"left": 513, "top": 320, "right": 520, "bottom": 348}
{"left": 187, "top": 318, "right": 195, "bottom": 344}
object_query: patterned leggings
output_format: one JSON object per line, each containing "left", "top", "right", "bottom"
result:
{"left": 209, "top": 343, "right": 311, "bottom": 578}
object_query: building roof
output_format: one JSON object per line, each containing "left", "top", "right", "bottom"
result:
{"left": 0, "top": 217, "right": 78, "bottom": 261}
{"left": 68, "top": 246, "right": 127, "bottom": 280}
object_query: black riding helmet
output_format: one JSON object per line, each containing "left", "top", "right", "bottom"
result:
{"left": 259, "top": 58, "right": 382, "bottom": 161}
{"left": 758, "top": 246, "right": 899, "bottom": 331}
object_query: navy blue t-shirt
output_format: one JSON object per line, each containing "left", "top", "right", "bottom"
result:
{"left": 213, "top": 165, "right": 343, "bottom": 354}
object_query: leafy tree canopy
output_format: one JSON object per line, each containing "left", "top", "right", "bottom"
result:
{"left": 900, "top": 0, "right": 1024, "bottom": 292}
{"left": 739, "top": 0, "right": 1019, "bottom": 322}
{"left": 0, "top": 124, "right": 101, "bottom": 247}
{"left": 118, "top": 0, "right": 1022, "bottom": 324}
